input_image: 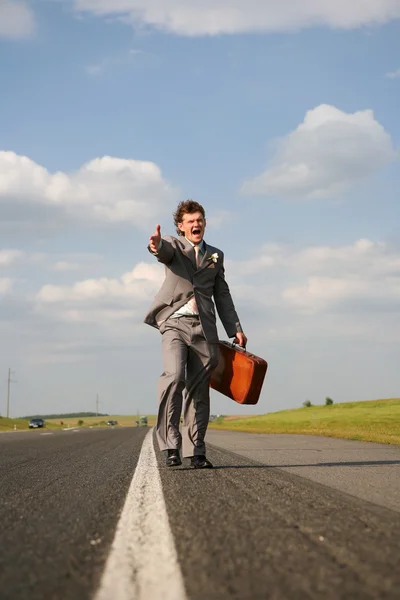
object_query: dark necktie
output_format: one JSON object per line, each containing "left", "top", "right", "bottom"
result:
{"left": 186, "top": 245, "right": 201, "bottom": 314}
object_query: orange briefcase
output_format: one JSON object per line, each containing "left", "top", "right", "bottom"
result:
{"left": 210, "top": 341, "right": 268, "bottom": 405}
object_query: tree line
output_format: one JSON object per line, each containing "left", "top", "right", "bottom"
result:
{"left": 303, "top": 397, "right": 334, "bottom": 408}
{"left": 19, "top": 412, "right": 109, "bottom": 419}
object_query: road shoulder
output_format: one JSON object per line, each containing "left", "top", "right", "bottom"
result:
{"left": 206, "top": 430, "right": 400, "bottom": 512}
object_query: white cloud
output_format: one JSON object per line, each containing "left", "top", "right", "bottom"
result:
{"left": 386, "top": 67, "right": 400, "bottom": 79}
{"left": 282, "top": 276, "right": 399, "bottom": 312}
{"left": 31, "top": 262, "right": 164, "bottom": 344}
{"left": 229, "top": 238, "right": 400, "bottom": 316}
{"left": 46, "top": 254, "right": 103, "bottom": 273}
{"left": 72, "top": 0, "right": 400, "bottom": 36}
{"left": 3, "top": 237, "right": 400, "bottom": 414}
{"left": 31, "top": 252, "right": 102, "bottom": 270}
{"left": 0, "top": 249, "right": 24, "bottom": 266}
{"left": 0, "top": 0, "right": 35, "bottom": 39}
{"left": 241, "top": 105, "right": 397, "bottom": 199}
{"left": 51, "top": 261, "right": 81, "bottom": 272}
{"left": 2, "top": 237, "right": 398, "bottom": 364}
{"left": 30, "top": 238, "right": 400, "bottom": 345}
{"left": 255, "top": 238, "right": 400, "bottom": 277}
{"left": 0, "top": 151, "right": 178, "bottom": 227}
{"left": 206, "top": 209, "right": 236, "bottom": 229}
{"left": 36, "top": 261, "right": 163, "bottom": 307}
{"left": 281, "top": 240, "right": 400, "bottom": 311}
{"left": 0, "top": 250, "right": 102, "bottom": 273}
{"left": 0, "top": 278, "right": 13, "bottom": 294}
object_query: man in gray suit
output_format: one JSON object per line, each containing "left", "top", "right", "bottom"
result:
{"left": 144, "top": 200, "right": 247, "bottom": 468}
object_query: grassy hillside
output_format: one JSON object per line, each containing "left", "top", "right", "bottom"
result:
{"left": 45, "top": 414, "right": 157, "bottom": 428}
{"left": 21, "top": 412, "right": 108, "bottom": 420}
{"left": 0, "top": 417, "right": 65, "bottom": 431}
{"left": 0, "top": 414, "right": 157, "bottom": 431}
{"left": 0, "top": 417, "right": 32, "bottom": 431}
{"left": 209, "top": 399, "right": 400, "bottom": 445}
{"left": 3, "top": 401, "right": 399, "bottom": 445}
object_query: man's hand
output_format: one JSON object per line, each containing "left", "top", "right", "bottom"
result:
{"left": 149, "top": 224, "right": 162, "bottom": 254}
{"left": 234, "top": 332, "right": 248, "bottom": 349}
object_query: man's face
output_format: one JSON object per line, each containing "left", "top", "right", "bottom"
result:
{"left": 178, "top": 211, "right": 206, "bottom": 244}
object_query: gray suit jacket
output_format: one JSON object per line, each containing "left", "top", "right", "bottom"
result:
{"left": 144, "top": 235, "right": 243, "bottom": 342}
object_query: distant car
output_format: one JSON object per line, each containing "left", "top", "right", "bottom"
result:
{"left": 29, "top": 418, "right": 45, "bottom": 429}
{"left": 107, "top": 420, "right": 118, "bottom": 426}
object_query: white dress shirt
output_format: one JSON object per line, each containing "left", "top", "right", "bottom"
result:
{"left": 170, "top": 238, "right": 204, "bottom": 318}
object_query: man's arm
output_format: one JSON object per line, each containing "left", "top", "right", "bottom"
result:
{"left": 148, "top": 224, "right": 174, "bottom": 265}
{"left": 213, "top": 255, "right": 247, "bottom": 347}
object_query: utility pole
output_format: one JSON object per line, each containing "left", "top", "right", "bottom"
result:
{"left": 6, "top": 368, "right": 15, "bottom": 419}
{"left": 96, "top": 393, "right": 99, "bottom": 417}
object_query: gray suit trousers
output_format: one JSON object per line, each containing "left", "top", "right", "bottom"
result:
{"left": 156, "top": 316, "right": 219, "bottom": 458}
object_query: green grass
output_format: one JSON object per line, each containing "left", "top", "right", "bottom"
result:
{"left": 0, "top": 417, "right": 63, "bottom": 431}
{"left": 0, "top": 417, "right": 32, "bottom": 431}
{"left": 45, "top": 414, "right": 157, "bottom": 428}
{"left": 3, "top": 400, "right": 399, "bottom": 445}
{"left": 209, "top": 398, "right": 400, "bottom": 445}
{"left": 0, "top": 414, "right": 157, "bottom": 431}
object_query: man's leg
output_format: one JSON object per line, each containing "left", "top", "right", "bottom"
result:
{"left": 182, "top": 321, "right": 219, "bottom": 459}
{"left": 156, "top": 322, "right": 188, "bottom": 453}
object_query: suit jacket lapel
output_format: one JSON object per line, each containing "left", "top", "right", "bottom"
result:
{"left": 198, "top": 242, "right": 219, "bottom": 272}
{"left": 180, "top": 237, "right": 196, "bottom": 271}
{"left": 180, "top": 238, "right": 215, "bottom": 272}
{"left": 198, "top": 242, "right": 209, "bottom": 270}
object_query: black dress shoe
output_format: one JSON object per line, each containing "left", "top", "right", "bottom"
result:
{"left": 166, "top": 449, "right": 182, "bottom": 467}
{"left": 190, "top": 455, "right": 214, "bottom": 469}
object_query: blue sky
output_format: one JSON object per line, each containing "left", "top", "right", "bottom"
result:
{"left": 0, "top": 0, "right": 399, "bottom": 418}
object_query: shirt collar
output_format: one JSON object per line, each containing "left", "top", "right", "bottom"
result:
{"left": 185, "top": 238, "right": 205, "bottom": 252}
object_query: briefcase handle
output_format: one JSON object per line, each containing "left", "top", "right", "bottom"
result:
{"left": 231, "top": 340, "right": 247, "bottom": 352}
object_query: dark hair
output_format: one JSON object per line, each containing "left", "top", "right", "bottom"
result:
{"left": 173, "top": 200, "right": 206, "bottom": 236}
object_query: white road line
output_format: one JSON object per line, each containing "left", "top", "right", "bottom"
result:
{"left": 94, "top": 428, "right": 187, "bottom": 600}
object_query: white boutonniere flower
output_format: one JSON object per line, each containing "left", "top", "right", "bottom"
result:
{"left": 208, "top": 253, "right": 219, "bottom": 263}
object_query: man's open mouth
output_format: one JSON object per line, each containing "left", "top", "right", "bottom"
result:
{"left": 192, "top": 228, "right": 201, "bottom": 235}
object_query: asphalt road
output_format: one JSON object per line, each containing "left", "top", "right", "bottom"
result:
{"left": 0, "top": 427, "right": 148, "bottom": 600}
{"left": 206, "top": 430, "right": 400, "bottom": 512}
{"left": 1, "top": 427, "right": 399, "bottom": 600}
